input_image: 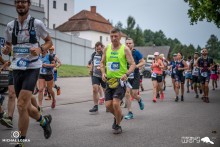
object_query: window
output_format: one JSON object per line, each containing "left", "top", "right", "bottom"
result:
{"left": 53, "top": 24, "right": 56, "bottom": 29}
{"left": 64, "top": 3, "right": 67, "bottom": 11}
{"left": 53, "top": 1, "right": 56, "bottom": 9}
{"left": 100, "top": 36, "right": 103, "bottom": 43}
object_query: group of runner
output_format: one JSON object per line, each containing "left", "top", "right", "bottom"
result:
{"left": 0, "top": 1, "right": 219, "bottom": 146}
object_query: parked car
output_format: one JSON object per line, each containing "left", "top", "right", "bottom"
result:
{"left": 0, "top": 63, "right": 9, "bottom": 94}
{"left": 142, "top": 63, "right": 152, "bottom": 78}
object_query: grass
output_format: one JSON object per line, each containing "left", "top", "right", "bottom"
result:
{"left": 57, "top": 64, "right": 89, "bottom": 77}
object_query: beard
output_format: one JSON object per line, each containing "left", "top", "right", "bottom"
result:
{"left": 16, "top": 8, "right": 29, "bottom": 16}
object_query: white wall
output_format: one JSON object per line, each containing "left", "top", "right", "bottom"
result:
{"left": 31, "top": 0, "right": 74, "bottom": 29}
{"left": 75, "top": 31, "right": 126, "bottom": 47}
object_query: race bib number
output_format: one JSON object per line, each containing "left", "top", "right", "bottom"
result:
{"left": 107, "top": 62, "right": 120, "bottom": 71}
{"left": 173, "top": 68, "right": 176, "bottom": 74}
{"left": 93, "top": 56, "right": 101, "bottom": 66}
{"left": 201, "top": 72, "right": 208, "bottom": 77}
{"left": 128, "top": 72, "right": 134, "bottom": 79}
{"left": 151, "top": 72, "right": 157, "bottom": 78}
{"left": 192, "top": 68, "right": 199, "bottom": 76}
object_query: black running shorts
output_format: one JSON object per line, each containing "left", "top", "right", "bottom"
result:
{"left": 13, "top": 69, "right": 40, "bottom": 98}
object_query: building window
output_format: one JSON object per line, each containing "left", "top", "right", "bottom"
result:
{"left": 53, "top": 24, "right": 56, "bottom": 29}
{"left": 53, "top": 1, "right": 56, "bottom": 9}
{"left": 64, "top": 3, "right": 67, "bottom": 11}
{"left": 100, "top": 36, "right": 103, "bottom": 43}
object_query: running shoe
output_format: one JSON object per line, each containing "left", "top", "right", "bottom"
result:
{"left": 181, "top": 95, "right": 184, "bottom": 101}
{"left": 113, "top": 125, "right": 122, "bottom": 134}
{"left": 0, "top": 117, "right": 13, "bottom": 128}
{"left": 112, "top": 116, "right": 123, "bottom": 129}
{"left": 138, "top": 98, "right": 144, "bottom": 110}
{"left": 153, "top": 97, "right": 157, "bottom": 103}
{"left": 41, "top": 115, "right": 52, "bottom": 139}
{"left": 89, "top": 105, "right": 98, "bottom": 114}
{"left": 175, "top": 96, "right": 179, "bottom": 102}
{"left": 124, "top": 112, "right": 133, "bottom": 120}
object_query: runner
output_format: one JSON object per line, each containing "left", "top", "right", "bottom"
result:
{"left": 174, "top": 52, "right": 188, "bottom": 102}
{"left": 190, "top": 52, "right": 201, "bottom": 98}
{"left": 159, "top": 54, "right": 168, "bottom": 91}
{"left": 38, "top": 49, "right": 56, "bottom": 111}
{"left": 139, "top": 66, "right": 145, "bottom": 91}
{"left": 185, "top": 56, "right": 193, "bottom": 93}
{"left": 210, "top": 62, "right": 218, "bottom": 90}
{"left": 124, "top": 38, "right": 145, "bottom": 120}
{"left": 89, "top": 41, "right": 106, "bottom": 114}
{"left": 2, "top": 0, "right": 52, "bottom": 146}
{"left": 48, "top": 46, "right": 61, "bottom": 96}
{"left": 168, "top": 53, "right": 177, "bottom": 92}
{"left": 100, "top": 28, "right": 135, "bottom": 134}
{"left": 197, "top": 48, "right": 213, "bottom": 103}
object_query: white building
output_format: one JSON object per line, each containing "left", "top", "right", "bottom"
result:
{"left": 31, "top": 0, "right": 74, "bottom": 29}
{"left": 56, "top": 6, "right": 126, "bottom": 47}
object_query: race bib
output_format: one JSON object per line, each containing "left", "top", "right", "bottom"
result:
{"left": 40, "top": 68, "right": 47, "bottom": 74}
{"left": 192, "top": 68, "right": 199, "bottom": 76}
{"left": 201, "top": 72, "right": 208, "bottom": 77}
{"left": 93, "top": 56, "right": 101, "bottom": 66}
{"left": 211, "top": 71, "right": 216, "bottom": 74}
{"left": 151, "top": 72, "right": 157, "bottom": 78}
{"left": 173, "top": 68, "right": 176, "bottom": 74}
{"left": 128, "top": 72, "right": 134, "bottom": 79}
{"left": 107, "top": 62, "right": 120, "bottom": 71}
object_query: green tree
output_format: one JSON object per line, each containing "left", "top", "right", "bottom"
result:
{"left": 133, "top": 25, "right": 145, "bottom": 46}
{"left": 184, "top": 0, "right": 220, "bottom": 28}
{"left": 196, "top": 45, "right": 202, "bottom": 53}
{"left": 115, "top": 21, "right": 124, "bottom": 31}
{"left": 205, "top": 34, "right": 220, "bottom": 59}
{"left": 125, "top": 16, "right": 136, "bottom": 38}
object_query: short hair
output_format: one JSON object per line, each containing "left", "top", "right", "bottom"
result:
{"left": 177, "top": 52, "right": 183, "bottom": 56}
{"left": 95, "top": 41, "right": 103, "bottom": 48}
{"left": 15, "top": 0, "right": 31, "bottom": 3}
{"left": 110, "top": 28, "right": 121, "bottom": 34}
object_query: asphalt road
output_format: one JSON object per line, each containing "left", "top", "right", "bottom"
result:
{"left": 0, "top": 77, "right": 220, "bottom": 147}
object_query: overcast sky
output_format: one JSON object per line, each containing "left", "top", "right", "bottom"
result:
{"left": 75, "top": 0, "right": 220, "bottom": 48}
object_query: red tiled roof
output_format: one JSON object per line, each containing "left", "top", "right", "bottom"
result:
{"left": 56, "top": 9, "right": 113, "bottom": 34}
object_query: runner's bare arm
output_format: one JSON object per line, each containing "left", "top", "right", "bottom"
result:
{"left": 55, "top": 55, "right": 62, "bottom": 68}
{"left": 136, "top": 58, "right": 145, "bottom": 69}
{"left": 182, "top": 60, "right": 189, "bottom": 70}
{"left": 100, "top": 48, "right": 107, "bottom": 81}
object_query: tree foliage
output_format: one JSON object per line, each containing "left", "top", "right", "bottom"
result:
{"left": 114, "top": 16, "right": 220, "bottom": 60}
{"left": 184, "top": 0, "right": 220, "bottom": 28}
